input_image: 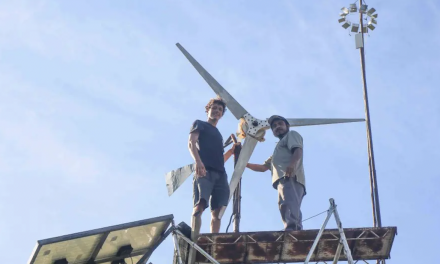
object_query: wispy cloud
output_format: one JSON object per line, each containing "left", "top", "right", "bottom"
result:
{"left": 0, "top": 3, "right": 181, "bottom": 250}
{"left": 1, "top": 1, "right": 439, "bottom": 263}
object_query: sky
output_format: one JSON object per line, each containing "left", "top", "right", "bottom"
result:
{"left": 0, "top": 0, "right": 439, "bottom": 263}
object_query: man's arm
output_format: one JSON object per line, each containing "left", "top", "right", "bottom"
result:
{"left": 285, "top": 147, "right": 303, "bottom": 177}
{"left": 285, "top": 131, "right": 303, "bottom": 177}
{"left": 223, "top": 143, "right": 239, "bottom": 163}
{"left": 246, "top": 155, "right": 271, "bottom": 172}
{"left": 246, "top": 163, "right": 269, "bottom": 172}
{"left": 188, "top": 131, "right": 206, "bottom": 176}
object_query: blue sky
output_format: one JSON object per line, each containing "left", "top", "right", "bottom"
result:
{"left": 0, "top": 0, "right": 439, "bottom": 263}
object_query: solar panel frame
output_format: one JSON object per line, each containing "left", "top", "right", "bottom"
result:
{"left": 27, "top": 214, "right": 174, "bottom": 264}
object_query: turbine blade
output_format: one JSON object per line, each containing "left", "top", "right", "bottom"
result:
{"left": 176, "top": 43, "right": 248, "bottom": 120}
{"left": 218, "top": 136, "right": 259, "bottom": 219}
{"left": 165, "top": 163, "right": 195, "bottom": 196}
{"left": 285, "top": 118, "right": 365, "bottom": 127}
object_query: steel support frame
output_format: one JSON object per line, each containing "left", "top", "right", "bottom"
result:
{"left": 193, "top": 217, "right": 394, "bottom": 263}
{"left": 305, "top": 198, "right": 354, "bottom": 264}
{"left": 172, "top": 226, "right": 220, "bottom": 264}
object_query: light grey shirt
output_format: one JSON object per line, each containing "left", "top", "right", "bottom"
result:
{"left": 263, "top": 130, "right": 305, "bottom": 190}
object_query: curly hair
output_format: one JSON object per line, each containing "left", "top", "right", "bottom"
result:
{"left": 205, "top": 97, "right": 227, "bottom": 115}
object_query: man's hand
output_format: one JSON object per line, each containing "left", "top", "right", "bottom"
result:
{"left": 224, "top": 142, "right": 240, "bottom": 163}
{"left": 195, "top": 161, "right": 207, "bottom": 177}
{"left": 231, "top": 142, "right": 240, "bottom": 154}
{"left": 284, "top": 163, "right": 296, "bottom": 177}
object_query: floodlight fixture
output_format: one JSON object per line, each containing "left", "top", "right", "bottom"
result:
{"left": 367, "top": 8, "right": 376, "bottom": 16}
{"left": 351, "top": 23, "right": 360, "bottom": 33}
{"left": 350, "top": 4, "right": 357, "bottom": 12}
{"left": 338, "top": 3, "right": 378, "bottom": 34}
{"left": 363, "top": 25, "right": 368, "bottom": 33}
{"left": 360, "top": 4, "right": 368, "bottom": 14}
{"left": 342, "top": 21, "right": 351, "bottom": 29}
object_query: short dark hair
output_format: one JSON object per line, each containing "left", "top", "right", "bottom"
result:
{"left": 205, "top": 97, "right": 227, "bottom": 115}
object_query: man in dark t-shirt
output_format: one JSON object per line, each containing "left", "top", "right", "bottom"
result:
{"left": 188, "top": 97, "right": 237, "bottom": 235}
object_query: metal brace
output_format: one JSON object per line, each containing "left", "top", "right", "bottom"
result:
{"left": 305, "top": 198, "right": 354, "bottom": 264}
{"left": 172, "top": 224, "right": 220, "bottom": 264}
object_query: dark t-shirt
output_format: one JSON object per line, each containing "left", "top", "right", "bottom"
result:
{"left": 190, "top": 120, "right": 225, "bottom": 172}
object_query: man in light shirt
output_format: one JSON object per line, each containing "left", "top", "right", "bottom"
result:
{"left": 246, "top": 115, "right": 306, "bottom": 231}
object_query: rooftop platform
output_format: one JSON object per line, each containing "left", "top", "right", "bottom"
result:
{"left": 187, "top": 226, "right": 396, "bottom": 263}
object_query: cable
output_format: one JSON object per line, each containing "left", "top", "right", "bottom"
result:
{"left": 279, "top": 209, "right": 329, "bottom": 231}
{"left": 225, "top": 212, "right": 234, "bottom": 233}
{"left": 301, "top": 210, "right": 328, "bottom": 223}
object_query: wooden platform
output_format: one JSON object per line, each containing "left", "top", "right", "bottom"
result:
{"left": 175, "top": 226, "right": 397, "bottom": 264}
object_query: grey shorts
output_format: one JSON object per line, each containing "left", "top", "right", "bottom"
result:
{"left": 193, "top": 170, "right": 229, "bottom": 211}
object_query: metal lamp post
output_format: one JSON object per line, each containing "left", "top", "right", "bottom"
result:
{"left": 338, "top": 0, "right": 382, "bottom": 231}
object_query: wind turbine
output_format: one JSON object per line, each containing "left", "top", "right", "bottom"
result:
{"left": 165, "top": 43, "right": 365, "bottom": 219}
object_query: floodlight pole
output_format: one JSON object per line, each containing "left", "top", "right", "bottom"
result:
{"left": 358, "top": 3, "right": 384, "bottom": 264}
{"left": 358, "top": 0, "right": 382, "bottom": 230}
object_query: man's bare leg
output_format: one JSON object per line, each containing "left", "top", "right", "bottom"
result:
{"left": 191, "top": 201, "right": 206, "bottom": 234}
{"left": 188, "top": 200, "right": 206, "bottom": 264}
{"left": 210, "top": 207, "right": 223, "bottom": 233}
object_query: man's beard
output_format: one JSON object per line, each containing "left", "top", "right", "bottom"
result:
{"left": 276, "top": 130, "right": 288, "bottom": 139}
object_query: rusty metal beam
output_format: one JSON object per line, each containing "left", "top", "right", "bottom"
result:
{"left": 194, "top": 226, "right": 396, "bottom": 263}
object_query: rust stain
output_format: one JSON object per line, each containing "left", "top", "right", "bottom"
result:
{"left": 214, "top": 243, "right": 246, "bottom": 262}
{"left": 194, "top": 227, "right": 396, "bottom": 263}
{"left": 266, "top": 242, "right": 282, "bottom": 262}
{"left": 285, "top": 230, "right": 317, "bottom": 241}
{"left": 249, "top": 243, "right": 265, "bottom": 258}
{"left": 196, "top": 236, "right": 211, "bottom": 244}
{"left": 247, "top": 242, "right": 282, "bottom": 262}
{"left": 250, "top": 232, "right": 281, "bottom": 242}
{"left": 213, "top": 234, "right": 242, "bottom": 244}
{"left": 319, "top": 241, "right": 339, "bottom": 259}
{"left": 285, "top": 241, "right": 313, "bottom": 259}
{"left": 364, "top": 239, "right": 384, "bottom": 252}
{"left": 319, "top": 233, "right": 339, "bottom": 240}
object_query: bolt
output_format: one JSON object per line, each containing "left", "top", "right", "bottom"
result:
{"left": 252, "top": 121, "right": 258, "bottom": 127}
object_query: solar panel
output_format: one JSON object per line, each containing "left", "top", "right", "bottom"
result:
{"left": 27, "top": 214, "right": 173, "bottom": 264}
